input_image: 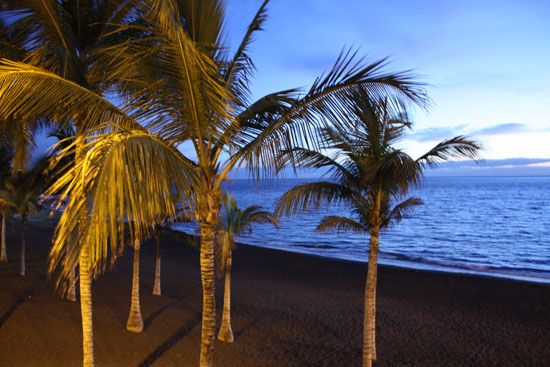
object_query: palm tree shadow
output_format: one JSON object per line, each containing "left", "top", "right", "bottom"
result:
{"left": 137, "top": 312, "right": 201, "bottom": 367}
{"left": 233, "top": 317, "right": 261, "bottom": 340}
{"left": 0, "top": 288, "right": 34, "bottom": 328}
{"left": 143, "top": 297, "right": 185, "bottom": 331}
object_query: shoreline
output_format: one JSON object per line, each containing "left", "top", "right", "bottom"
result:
{"left": 169, "top": 227, "right": 550, "bottom": 286}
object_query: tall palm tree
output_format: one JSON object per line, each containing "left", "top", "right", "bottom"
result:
{"left": 275, "top": 91, "right": 481, "bottom": 367}
{"left": 216, "top": 193, "right": 276, "bottom": 342}
{"left": 0, "top": 156, "right": 51, "bottom": 276}
{"left": 101, "top": 1, "right": 428, "bottom": 364}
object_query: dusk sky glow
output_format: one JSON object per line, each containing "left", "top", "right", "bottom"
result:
{"left": 225, "top": 0, "right": 550, "bottom": 161}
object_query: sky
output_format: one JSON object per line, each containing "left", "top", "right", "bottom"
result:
{"left": 33, "top": 0, "right": 550, "bottom": 175}
{"left": 221, "top": 0, "right": 550, "bottom": 174}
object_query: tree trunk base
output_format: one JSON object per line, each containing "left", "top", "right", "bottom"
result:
{"left": 126, "top": 312, "right": 144, "bottom": 333}
{"left": 152, "top": 283, "right": 161, "bottom": 296}
{"left": 217, "top": 325, "right": 234, "bottom": 343}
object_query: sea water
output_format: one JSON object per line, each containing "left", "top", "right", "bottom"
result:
{"left": 173, "top": 176, "right": 550, "bottom": 283}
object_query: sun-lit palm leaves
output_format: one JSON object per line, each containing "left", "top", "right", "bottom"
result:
{"left": 46, "top": 127, "right": 198, "bottom": 291}
{"left": 0, "top": 60, "right": 144, "bottom": 132}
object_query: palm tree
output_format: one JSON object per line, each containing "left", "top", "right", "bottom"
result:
{"left": 216, "top": 194, "right": 276, "bottom": 342}
{"left": 275, "top": 91, "right": 481, "bottom": 367}
{"left": 0, "top": 156, "right": 51, "bottom": 276}
{"left": 100, "top": 1, "right": 428, "bottom": 364}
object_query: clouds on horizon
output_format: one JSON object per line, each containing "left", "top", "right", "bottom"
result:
{"left": 409, "top": 122, "right": 540, "bottom": 142}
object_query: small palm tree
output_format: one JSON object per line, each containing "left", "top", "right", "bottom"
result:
{"left": 0, "top": 156, "right": 51, "bottom": 276}
{"left": 275, "top": 91, "right": 481, "bottom": 367}
{"left": 216, "top": 194, "right": 276, "bottom": 342}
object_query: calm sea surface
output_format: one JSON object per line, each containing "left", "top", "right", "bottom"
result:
{"left": 173, "top": 177, "right": 550, "bottom": 283}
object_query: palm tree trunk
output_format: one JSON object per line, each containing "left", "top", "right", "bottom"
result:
{"left": 362, "top": 226, "right": 379, "bottom": 367}
{"left": 217, "top": 250, "right": 234, "bottom": 342}
{"left": 67, "top": 232, "right": 77, "bottom": 301}
{"left": 19, "top": 216, "right": 26, "bottom": 276}
{"left": 74, "top": 129, "right": 94, "bottom": 367}
{"left": 126, "top": 237, "right": 143, "bottom": 332}
{"left": 79, "top": 242, "right": 94, "bottom": 367}
{"left": 68, "top": 267, "right": 77, "bottom": 302}
{"left": 199, "top": 221, "right": 217, "bottom": 367}
{"left": 152, "top": 232, "right": 161, "bottom": 296}
{"left": 1, "top": 210, "right": 7, "bottom": 262}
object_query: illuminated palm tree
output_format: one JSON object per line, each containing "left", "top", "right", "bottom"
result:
{"left": 216, "top": 194, "right": 276, "bottom": 342}
{"left": 275, "top": 91, "right": 481, "bottom": 367}
{"left": 0, "top": 156, "right": 51, "bottom": 276}
{"left": 101, "top": 2, "right": 428, "bottom": 364}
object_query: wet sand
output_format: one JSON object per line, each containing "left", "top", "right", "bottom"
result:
{"left": 1, "top": 223, "right": 550, "bottom": 366}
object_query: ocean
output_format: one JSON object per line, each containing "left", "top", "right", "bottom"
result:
{"left": 173, "top": 176, "right": 550, "bottom": 283}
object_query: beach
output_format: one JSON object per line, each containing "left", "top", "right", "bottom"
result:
{"left": 1, "top": 223, "right": 549, "bottom": 367}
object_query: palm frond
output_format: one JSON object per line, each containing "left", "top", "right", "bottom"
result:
{"left": 275, "top": 181, "right": 360, "bottom": 218}
{"left": 382, "top": 196, "right": 423, "bottom": 228}
{"left": 47, "top": 127, "right": 198, "bottom": 292}
{"left": 235, "top": 49, "right": 428, "bottom": 178}
{"left": 416, "top": 136, "right": 481, "bottom": 168}
{"left": 137, "top": 0, "right": 231, "bottom": 148}
{"left": 316, "top": 215, "right": 366, "bottom": 234}
{"left": 0, "top": 60, "right": 143, "bottom": 131}
{"left": 224, "top": 0, "right": 269, "bottom": 107}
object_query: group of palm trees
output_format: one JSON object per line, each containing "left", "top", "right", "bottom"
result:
{"left": 0, "top": 1, "right": 480, "bottom": 367}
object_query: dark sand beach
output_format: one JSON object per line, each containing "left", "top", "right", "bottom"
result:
{"left": 1, "top": 222, "right": 550, "bottom": 367}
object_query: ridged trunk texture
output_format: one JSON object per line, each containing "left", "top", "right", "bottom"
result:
{"left": 217, "top": 250, "right": 234, "bottom": 342}
{"left": 79, "top": 243, "right": 94, "bottom": 367}
{"left": 152, "top": 234, "right": 161, "bottom": 296}
{"left": 67, "top": 233, "right": 77, "bottom": 301}
{"left": 67, "top": 268, "right": 77, "bottom": 302}
{"left": 362, "top": 227, "right": 380, "bottom": 367}
{"left": 199, "top": 221, "right": 217, "bottom": 367}
{"left": 126, "top": 238, "right": 143, "bottom": 332}
{"left": 19, "top": 216, "right": 26, "bottom": 276}
{"left": 1, "top": 211, "right": 7, "bottom": 262}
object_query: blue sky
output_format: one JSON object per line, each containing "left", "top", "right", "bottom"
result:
{"left": 33, "top": 0, "right": 550, "bottom": 175}
{"left": 224, "top": 0, "right": 550, "bottom": 165}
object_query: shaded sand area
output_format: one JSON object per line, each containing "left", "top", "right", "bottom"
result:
{"left": 1, "top": 221, "right": 550, "bottom": 366}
